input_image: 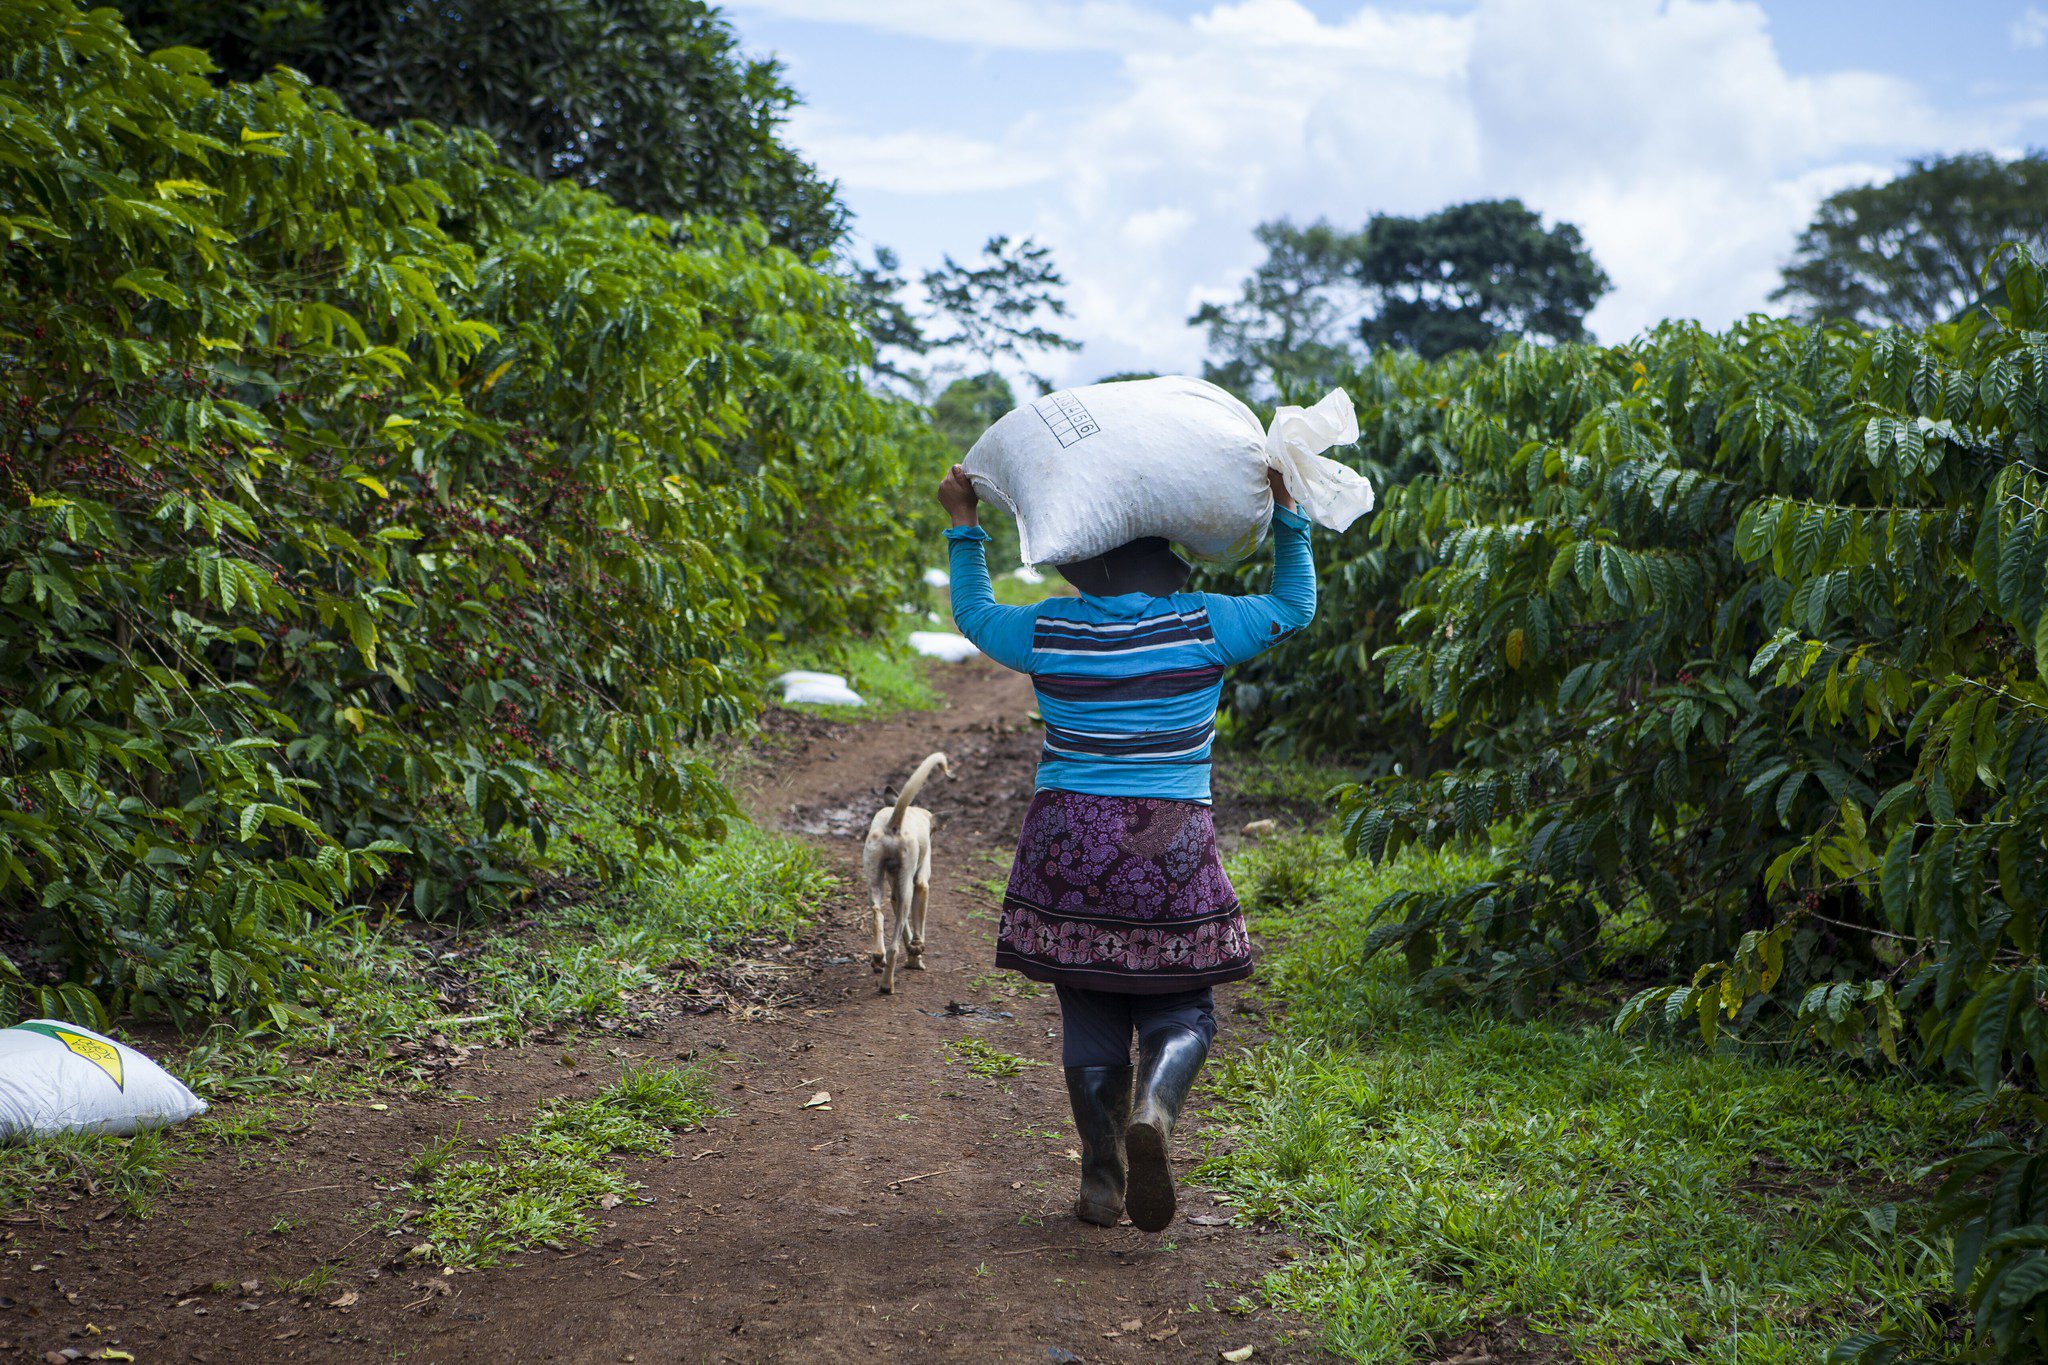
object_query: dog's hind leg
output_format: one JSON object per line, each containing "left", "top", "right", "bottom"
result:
{"left": 863, "top": 842, "right": 891, "bottom": 973}
{"left": 907, "top": 871, "right": 930, "bottom": 970}
{"left": 881, "top": 865, "right": 916, "bottom": 994}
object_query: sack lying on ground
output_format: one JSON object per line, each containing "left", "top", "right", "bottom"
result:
{"left": 0, "top": 1020, "right": 207, "bottom": 1140}
{"left": 774, "top": 670, "right": 865, "bottom": 707}
{"left": 962, "top": 376, "right": 1373, "bottom": 566}
{"left": 908, "top": 631, "right": 980, "bottom": 662}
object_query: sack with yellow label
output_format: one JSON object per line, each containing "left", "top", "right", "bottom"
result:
{"left": 0, "top": 1019, "right": 206, "bottom": 1139}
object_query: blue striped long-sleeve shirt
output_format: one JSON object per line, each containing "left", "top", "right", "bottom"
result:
{"left": 946, "top": 505, "right": 1317, "bottom": 803}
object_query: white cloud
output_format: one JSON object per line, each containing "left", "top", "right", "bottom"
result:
{"left": 728, "top": 0, "right": 1169, "bottom": 52}
{"left": 2015, "top": 6, "right": 2048, "bottom": 49}
{"left": 786, "top": 115, "right": 1057, "bottom": 195}
{"left": 765, "top": 0, "right": 2024, "bottom": 380}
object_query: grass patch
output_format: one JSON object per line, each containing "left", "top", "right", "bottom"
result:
{"left": 0, "top": 811, "right": 828, "bottom": 1216}
{"left": 1214, "top": 754, "right": 1368, "bottom": 813}
{"left": 949, "top": 1036, "right": 1043, "bottom": 1079}
{"left": 0, "top": 1127, "right": 184, "bottom": 1218}
{"left": 1202, "top": 829, "right": 1969, "bottom": 1364}
{"left": 284, "top": 818, "right": 831, "bottom": 1057}
{"left": 396, "top": 1062, "right": 719, "bottom": 1268}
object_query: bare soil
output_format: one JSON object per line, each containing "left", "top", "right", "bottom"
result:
{"left": 0, "top": 659, "right": 1335, "bottom": 1363}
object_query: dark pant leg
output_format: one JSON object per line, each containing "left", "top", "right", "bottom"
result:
{"left": 1130, "top": 986, "right": 1217, "bottom": 1052}
{"left": 1055, "top": 985, "right": 1136, "bottom": 1068}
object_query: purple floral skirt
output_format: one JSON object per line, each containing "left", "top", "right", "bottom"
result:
{"left": 994, "top": 790, "right": 1253, "bottom": 993}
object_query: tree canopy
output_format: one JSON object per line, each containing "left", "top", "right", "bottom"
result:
{"left": 920, "top": 235, "right": 1080, "bottom": 391}
{"left": 1196, "top": 201, "right": 1609, "bottom": 394}
{"left": 1356, "top": 199, "right": 1609, "bottom": 358}
{"left": 116, "top": 0, "right": 846, "bottom": 254}
{"left": 1773, "top": 152, "right": 2048, "bottom": 331}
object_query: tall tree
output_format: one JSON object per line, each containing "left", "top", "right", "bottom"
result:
{"left": 1190, "top": 219, "right": 1363, "bottom": 398}
{"left": 116, "top": 0, "right": 845, "bottom": 254}
{"left": 930, "top": 372, "right": 1016, "bottom": 452}
{"left": 845, "top": 245, "right": 928, "bottom": 392}
{"left": 1197, "top": 202, "right": 1609, "bottom": 393}
{"left": 921, "top": 235, "right": 1080, "bottom": 391}
{"left": 1773, "top": 151, "right": 2048, "bottom": 330}
{"left": 1354, "top": 199, "right": 1608, "bottom": 359}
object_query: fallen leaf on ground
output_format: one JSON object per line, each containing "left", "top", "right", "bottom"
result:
{"left": 1221, "top": 1347, "right": 1257, "bottom": 1362}
{"left": 599, "top": 1193, "right": 621, "bottom": 1209}
{"left": 1119, "top": 1319, "right": 1143, "bottom": 1332}
{"left": 1189, "top": 1213, "right": 1231, "bottom": 1226}
{"left": 328, "top": 1291, "right": 358, "bottom": 1309}
{"left": 1148, "top": 1325, "right": 1180, "bottom": 1342}
{"left": 803, "top": 1091, "right": 831, "bottom": 1109}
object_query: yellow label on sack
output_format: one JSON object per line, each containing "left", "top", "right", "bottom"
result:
{"left": 17, "top": 1023, "right": 125, "bottom": 1091}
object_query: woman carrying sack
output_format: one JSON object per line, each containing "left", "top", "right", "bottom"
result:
{"left": 936, "top": 462, "right": 1320, "bottom": 1232}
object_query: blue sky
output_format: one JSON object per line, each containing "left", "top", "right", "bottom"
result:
{"left": 725, "top": 1, "right": 2048, "bottom": 385}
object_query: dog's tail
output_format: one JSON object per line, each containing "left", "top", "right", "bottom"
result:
{"left": 889, "top": 752, "right": 951, "bottom": 833}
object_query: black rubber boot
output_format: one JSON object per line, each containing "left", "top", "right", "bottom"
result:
{"left": 1124, "top": 1025, "right": 1208, "bottom": 1232}
{"left": 1065, "top": 1065, "right": 1131, "bottom": 1227}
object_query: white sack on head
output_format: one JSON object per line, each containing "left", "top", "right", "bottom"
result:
{"left": 907, "top": 631, "right": 980, "bottom": 663}
{"left": 961, "top": 375, "right": 1373, "bottom": 567}
{"left": 0, "top": 1020, "right": 207, "bottom": 1140}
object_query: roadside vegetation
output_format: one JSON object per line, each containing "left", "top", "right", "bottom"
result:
{"left": 1201, "top": 228, "right": 2048, "bottom": 1356}
{"left": 1210, "top": 827, "right": 1969, "bottom": 1363}
{"left": 0, "top": 811, "right": 828, "bottom": 1215}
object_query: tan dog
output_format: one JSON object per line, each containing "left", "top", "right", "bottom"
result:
{"left": 863, "top": 752, "right": 949, "bottom": 994}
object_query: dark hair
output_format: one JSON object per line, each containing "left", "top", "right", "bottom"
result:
{"left": 1054, "top": 538, "right": 1191, "bottom": 597}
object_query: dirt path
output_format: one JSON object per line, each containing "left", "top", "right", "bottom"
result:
{"left": 2, "top": 660, "right": 1330, "bottom": 1363}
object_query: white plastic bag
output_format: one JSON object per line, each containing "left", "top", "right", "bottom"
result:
{"left": 962, "top": 375, "right": 1373, "bottom": 566}
{"left": 0, "top": 1020, "right": 207, "bottom": 1140}
{"left": 774, "top": 671, "right": 865, "bottom": 707}
{"left": 1264, "top": 388, "right": 1376, "bottom": 532}
{"left": 907, "top": 631, "right": 980, "bottom": 662}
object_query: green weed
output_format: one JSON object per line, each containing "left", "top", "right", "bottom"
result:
{"left": 967, "top": 969, "right": 1045, "bottom": 1002}
{"left": 399, "top": 1062, "right": 720, "bottom": 1268}
{"left": 949, "top": 1037, "right": 1043, "bottom": 1080}
{"left": 284, "top": 1263, "right": 338, "bottom": 1297}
